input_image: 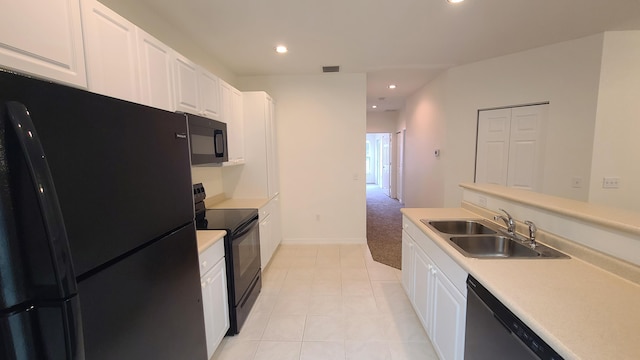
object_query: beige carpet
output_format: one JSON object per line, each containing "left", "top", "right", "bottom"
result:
{"left": 366, "top": 184, "right": 403, "bottom": 270}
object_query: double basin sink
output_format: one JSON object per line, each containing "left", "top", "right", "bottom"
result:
{"left": 420, "top": 219, "right": 569, "bottom": 259}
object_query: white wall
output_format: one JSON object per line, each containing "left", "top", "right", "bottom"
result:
{"left": 238, "top": 74, "right": 367, "bottom": 244}
{"left": 401, "top": 34, "right": 604, "bottom": 208}
{"left": 191, "top": 166, "right": 224, "bottom": 197}
{"left": 400, "top": 74, "right": 447, "bottom": 208}
{"left": 589, "top": 31, "right": 640, "bottom": 212}
{"left": 366, "top": 111, "right": 398, "bottom": 133}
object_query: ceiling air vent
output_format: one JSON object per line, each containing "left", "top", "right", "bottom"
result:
{"left": 322, "top": 66, "right": 340, "bottom": 73}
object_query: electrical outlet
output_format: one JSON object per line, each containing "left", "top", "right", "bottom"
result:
{"left": 571, "top": 177, "right": 583, "bottom": 188}
{"left": 478, "top": 196, "right": 487, "bottom": 207}
{"left": 602, "top": 177, "right": 620, "bottom": 189}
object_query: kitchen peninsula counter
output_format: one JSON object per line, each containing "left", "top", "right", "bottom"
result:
{"left": 402, "top": 207, "right": 640, "bottom": 360}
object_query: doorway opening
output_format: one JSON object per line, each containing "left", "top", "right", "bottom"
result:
{"left": 365, "top": 132, "right": 404, "bottom": 269}
{"left": 366, "top": 133, "right": 391, "bottom": 194}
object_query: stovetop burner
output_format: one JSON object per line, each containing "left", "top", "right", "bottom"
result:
{"left": 193, "top": 183, "right": 259, "bottom": 235}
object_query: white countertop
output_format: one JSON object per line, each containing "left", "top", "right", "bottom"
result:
{"left": 196, "top": 230, "right": 226, "bottom": 254}
{"left": 401, "top": 207, "right": 640, "bottom": 360}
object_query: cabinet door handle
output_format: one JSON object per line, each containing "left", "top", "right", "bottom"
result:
{"left": 201, "top": 260, "right": 207, "bottom": 268}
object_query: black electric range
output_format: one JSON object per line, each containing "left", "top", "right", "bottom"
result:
{"left": 192, "top": 183, "right": 262, "bottom": 335}
{"left": 196, "top": 208, "right": 258, "bottom": 235}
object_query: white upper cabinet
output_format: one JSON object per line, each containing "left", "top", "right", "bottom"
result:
{"left": 80, "top": 0, "right": 140, "bottom": 102}
{"left": 136, "top": 27, "right": 175, "bottom": 111}
{"left": 198, "top": 68, "right": 221, "bottom": 119}
{"left": 173, "top": 54, "right": 199, "bottom": 114}
{"left": 265, "top": 96, "right": 279, "bottom": 198}
{"left": 220, "top": 80, "right": 245, "bottom": 165}
{"left": 230, "top": 91, "right": 279, "bottom": 199}
{"left": 0, "top": 0, "right": 87, "bottom": 87}
{"left": 173, "top": 55, "right": 221, "bottom": 119}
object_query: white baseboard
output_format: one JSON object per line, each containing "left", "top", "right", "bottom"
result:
{"left": 281, "top": 237, "right": 366, "bottom": 245}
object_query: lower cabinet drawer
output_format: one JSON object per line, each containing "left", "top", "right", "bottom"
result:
{"left": 199, "top": 239, "right": 224, "bottom": 277}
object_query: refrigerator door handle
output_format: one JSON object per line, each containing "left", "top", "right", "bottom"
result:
{"left": 5, "top": 101, "right": 78, "bottom": 296}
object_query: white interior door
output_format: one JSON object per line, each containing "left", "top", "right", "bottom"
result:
{"left": 475, "top": 109, "right": 511, "bottom": 185}
{"left": 381, "top": 134, "right": 391, "bottom": 196}
{"left": 507, "top": 105, "right": 547, "bottom": 191}
{"left": 397, "top": 129, "right": 405, "bottom": 203}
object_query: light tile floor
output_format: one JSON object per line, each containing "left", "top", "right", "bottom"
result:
{"left": 212, "top": 244, "right": 439, "bottom": 360}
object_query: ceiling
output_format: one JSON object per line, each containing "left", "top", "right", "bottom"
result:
{"left": 104, "top": 0, "right": 640, "bottom": 112}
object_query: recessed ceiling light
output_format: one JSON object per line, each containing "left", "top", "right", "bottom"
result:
{"left": 275, "top": 45, "right": 288, "bottom": 54}
{"left": 388, "top": 84, "right": 397, "bottom": 89}
{"left": 372, "top": 105, "right": 378, "bottom": 109}
{"left": 447, "top": 0, "right": 464, "bottom": 3}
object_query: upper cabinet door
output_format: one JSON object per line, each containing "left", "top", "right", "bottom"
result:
{"left": 80, "top": 0, "right": 140, "bottom": 102}
{"left": 136, "top": 28, "right": 175, "bottom": 111}
{"left": 173, "top": 54, "right": 199, "bottom": 114}
{"left": 220, "top": 80, "right": 245, "bottom": 165}
{"left": 0, "top": 0, "right": 87, "bottom": 87}
{"left": 198, "top": 69, "right": 221, "bottom": 119}
{"left": 265, "top": 96, "right": 279, "bottom": 197}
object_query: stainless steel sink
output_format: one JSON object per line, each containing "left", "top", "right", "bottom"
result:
{"left": 449, "top": 236, "right": 540, "bottom": 258}
{"left": 421, "top": 218, "right": 570, "bottom": 259}
{"left": 421, "top": 219, "right": 497, "bottom": 235}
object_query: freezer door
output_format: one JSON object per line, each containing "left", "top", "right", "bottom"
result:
{"left": 0, "top": 71, "right": 194, "bottom": 277}
{"left": 78, "top": 224, "right": 206, "bottom": 360}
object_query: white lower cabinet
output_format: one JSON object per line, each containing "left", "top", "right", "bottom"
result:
{"left": 199, "top": 240, "right": 229, "bottom": 359}
{"left": 413, "top": 244, "right": 435, "bottom": 334}
{"left": 401, "top": 230, "right": 415, "bottom": 299}
{"left": 259, "top": 195, "right": 282, "bottom": 268}
{"left": 431, "top": 268, "right": 466, "bottom": 360}
{"left": 402, "top": 216, "right": 467, "bottom": 360}
{"left": 259, "top": 207, "right": 273, "bottom": 268}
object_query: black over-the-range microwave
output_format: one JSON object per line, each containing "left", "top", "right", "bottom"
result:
{"left": 185, "top": 113, "right": 228, "bottom": 165}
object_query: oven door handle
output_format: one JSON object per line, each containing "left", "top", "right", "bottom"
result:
{"left": 233, "top": 218, "right": 258, "bottom": 238}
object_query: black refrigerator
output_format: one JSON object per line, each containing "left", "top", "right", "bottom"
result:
{"left": 0, "top": 70, "right": 207, "bottom": 360}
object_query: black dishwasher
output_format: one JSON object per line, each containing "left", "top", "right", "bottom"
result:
{"left": 465, "top": 275, "right": 563, "bottom": 360}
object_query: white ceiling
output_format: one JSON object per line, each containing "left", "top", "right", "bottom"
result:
{"left": 104, "top": 0, "right": 640, "bottom": 112}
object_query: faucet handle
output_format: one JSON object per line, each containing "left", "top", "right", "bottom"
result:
{"left": 524, "top": 220, "right": 537, "bottom": 248}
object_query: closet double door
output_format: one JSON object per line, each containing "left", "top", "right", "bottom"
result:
{"left": 475, "top": 104, "right": 548, "bottom": 192}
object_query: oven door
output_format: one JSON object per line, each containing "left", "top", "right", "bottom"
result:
{"left": 230, "top": 217, "right": 261, "bottom": 304}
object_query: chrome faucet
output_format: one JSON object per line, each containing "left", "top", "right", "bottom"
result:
{"left": 524, "top": 220, "right": 537, "bottom": 249}
{"left": 494, "top": 208, "right": 515, "bottom": 234}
